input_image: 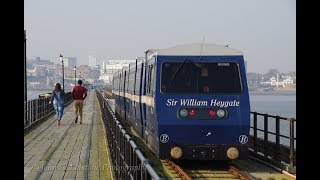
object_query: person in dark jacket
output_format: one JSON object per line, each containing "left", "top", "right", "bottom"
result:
{"left": 50, "top": 83, "right": 65, "bottom": 126}
{"left": 72, "top": 80, "right": 87, "bottom": 124}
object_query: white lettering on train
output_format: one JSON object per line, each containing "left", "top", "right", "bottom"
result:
{"left": 180, "top": 99, "right": 208, "bottom": 106}
{"left": 165, "top": 99, "right": 240, "bottom": 107}
{"left": 210, "top": 99, "right": 240, "bottom": 107}
{"left": 166, "top": 99, "right": 178, "bottom": 106}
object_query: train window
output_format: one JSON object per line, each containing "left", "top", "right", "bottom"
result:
{"left": 134, "top": 66, "right": 137, "bottom": 94}
{"left": 161, "top": 62, "right": 242, "bottom": 93}
{"left": 147, "top": 64, "right": 154, "bottom": 94}
{"left": 135, "top": 70, "right": 141, "bottom": 94}
{"left": 119, "top": 74, "right": 122, "bottom": 91}
{"left": 128, "top": 72, "right": 134, "bottom": 92}
{"left": 150, "top": 64, "right": 155, "bottom": 93}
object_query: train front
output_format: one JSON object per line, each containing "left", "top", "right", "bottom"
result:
{"left": 155, "top": 56, "right": 250, "bottom": 160}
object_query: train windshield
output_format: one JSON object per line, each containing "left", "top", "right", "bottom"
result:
{"left": 161, "top": 62, "right": 242, "bottom": 93}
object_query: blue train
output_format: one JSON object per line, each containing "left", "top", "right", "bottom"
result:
{"left": 112, "top": 43, "right": 250, "bottom": 160}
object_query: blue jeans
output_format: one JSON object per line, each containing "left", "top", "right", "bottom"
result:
{"left": 54, "top": 104, "right": 64, "bottom": 120}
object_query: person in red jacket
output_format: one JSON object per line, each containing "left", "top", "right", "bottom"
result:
{"left": 72, "top": 80, "right": 87, "bottom": 124}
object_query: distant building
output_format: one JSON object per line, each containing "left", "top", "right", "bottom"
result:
{"left": 88, "top": 56, "right": 97, "bottom": 67}
{"left": 282, "top": 76, "right": 294, "bottom": 85}
{"left": 107, "top": 59, "right": 136, "bottom": 65}
{"left": 99, "top": 59, "right": 136, "bottom": 83}
{"left": 64, "top": 57, "right": 77, "bottom": 68}
{"left": 105, "top": 64, "right": 127, "bottom": 74}
{"left": 261, "top": 74, "right": 294, "bottom": 87}
{"left": 27, "top": 66, "right": 49, "bottom": 77}
{"left": 90, "top": 66, "right": 100, "bottom": 80}
{"left": 27, "top": 57, "right": 55, "bottom": 68}
{"left": 77, "top": 65, "right": 92, "bottom": 80}
{"left": 26, "top": 68, "right": 37, "bottom": 76}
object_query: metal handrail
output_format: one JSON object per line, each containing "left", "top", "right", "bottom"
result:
{"left": 96, "top": 89, "right": 164, "bottom": 180}
{"left": 24, "top": 92, "right": 73, "bottom": 129}
{"left": 249, "top": 111, "right": 296, "bottom": 173}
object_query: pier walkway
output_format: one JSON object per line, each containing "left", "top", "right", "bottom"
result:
{"left": 24, "top": 91, "right": 113, "bottom": 180}
{"left": 24, "top": 89, "right": 296, "bottom": 179}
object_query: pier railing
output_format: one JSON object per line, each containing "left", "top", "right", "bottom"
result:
{"left": 249, "top": 112, "right": 296, "bottom": 173}
{"left": 24, "top": 92, "right": 73, "bottom": 129}
{"left": 96, "top": 90, "right": 164, "bottom": 180}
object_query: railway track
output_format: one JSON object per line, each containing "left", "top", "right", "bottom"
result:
{"left": 161, "top": 159, "right": 254, "bottom": 180}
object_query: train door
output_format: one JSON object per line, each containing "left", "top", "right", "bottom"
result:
{"left": 137, "top": 62, "right": 145, "bottom": 138}
{"left": 127, "top": 65, "right": 134, "bottom": 123}
{"left": 112, "top": 74, "right": 118, "bottom": 112}
{"left": 143, "top": 57, "right": 156, "bottom": 146}
{"left": 119, "top": 70, "right": 125, "bottom": 118}
{"left": 117, "top": 72, "right": 121, "bottom": 113}
{"left": 133, "top": 60, "right": 138, "bottom": 125}
{"left": 119, "top": 72, "right": 123, "bottom": 116}
{"left": 125, "top": 68, "right": 130, "bottom": 121}
{"left": 123, "top": 70, "right": 127, "bottom": 120}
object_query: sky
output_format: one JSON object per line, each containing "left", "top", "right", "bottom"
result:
{"left": 24, "top": 0, "right": 295, "bottom": 74}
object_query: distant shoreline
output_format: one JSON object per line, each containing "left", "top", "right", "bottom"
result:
{"left": 249, "top": 90, "right": 296, "bottom": 96}
{"left": 27, "top": 88, "right": 52, "bottom": 91}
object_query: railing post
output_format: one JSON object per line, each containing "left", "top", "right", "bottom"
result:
{"left": 45, "top": 98, "right": 47, "bottom": 117}
{"left": 33, "top": 100, "right": 36, "bottom": 124}
{"left": 24, "top": 101, "right": 27, "bottom": 126}
{"left": 43, "top": 98, "right": 45, "bottom": 117}
{"left": 136, "top": 153, "right": 139, "bottom": 179}
{"left": 264, "top": 114, "right": 268, "bottom": 158}
{"left": 38, "top": 98, "right": 41, "bottom": 119}
{"left": 24, "top": 101, "right": 27, "bottom": 127}
{"left": 275, "top": 116, "right": 280, "bottom": 161}
{"left": 41, "top": 98, "right": 43, "bottom": 119}
{"left": 47, "top": 98, "right": 49, "bottom": 115}
{"left": 30, "top": 100, "right": 33, "bottom": 124}
{"left": 253, "top": 112, "right": 257, "bottom": 153}
{"left": 121, "top": 133, "right": 125, "bottom": 179}
{"left": 36, "top": 99, "right": 39, "bottom": 120}
{"left": 28, "top": 101, "right": 31, "bottom": 126}
{"left": 289, "top": 118, "right": 295, "bottom": 171}
{"left": 26, "top": 101, "right": 29, "bottom": 126}
{"left": 140, "top": 159, "right": 144, "bottom": 180}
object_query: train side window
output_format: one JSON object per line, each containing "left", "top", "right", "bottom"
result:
{"left": 135, "top": 70, "right": 141, "bottom": 94}
{"left": 147, "top": 64, "right": 154, "bottom": 94}
{"left": 146, "top": 66, "right": 149, "bottom": 93}
{"left": 134, "top": 66, "right": 137, "bottom": 94}
{"left": 119, "top": 74, "right": 122, "bottom": 91}
{"left": 150, "top": 64, "right": 155, "bottom": 94}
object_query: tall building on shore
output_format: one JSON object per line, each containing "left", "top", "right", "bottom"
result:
{"left": 64, "top": 57, "right": 77, "bottom": 68}
{"left": 88, "top": 56, "right": 97, "bottom": 67}
{"left": 99, "top": 59, "right": 136, "bottom": 83}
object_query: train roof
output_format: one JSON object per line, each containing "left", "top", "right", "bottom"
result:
{"left": 147, "top": 43, "right": 243, "bottom": 56}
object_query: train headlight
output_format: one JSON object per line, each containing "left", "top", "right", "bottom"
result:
{"left": 179, "top": 109, "right": 188, "bottom": 117}
{"left": 170, "top": 147, "right": 183, "bottom": 159}
{"left": 226, "top": 147, "right": 239, "bottom": 160}
{"left": 217, "top": 109, "right": 226, "bottom": 117}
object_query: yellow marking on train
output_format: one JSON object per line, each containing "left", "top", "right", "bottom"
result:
{"left": 111, "top": 90, "right": 154, "bottom": 107}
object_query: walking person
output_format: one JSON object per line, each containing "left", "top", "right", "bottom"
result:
{"left": 72, "top": 80, "right": 87, "bottom": 124}
{"left": 49, "top": 83, "right": 65, "bottom": 126}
